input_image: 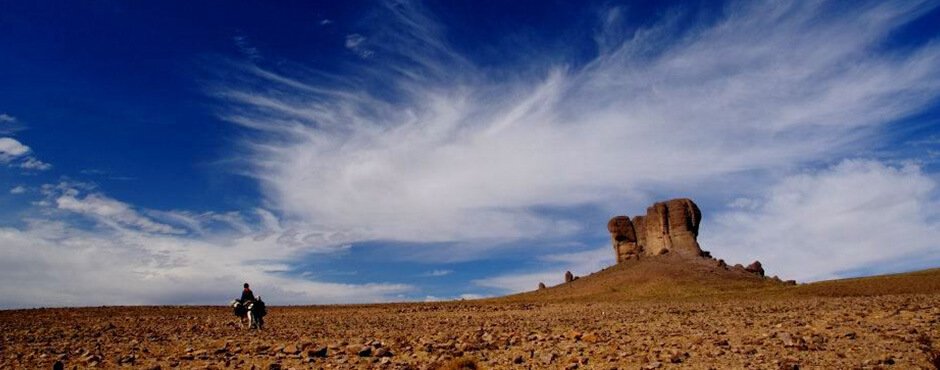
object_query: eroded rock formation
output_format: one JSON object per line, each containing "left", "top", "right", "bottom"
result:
{"left": 610, "top": 198, "right": 703, "bottom": 262}
{"left": 607, "top": 198, "right": 776, "bottom": 280}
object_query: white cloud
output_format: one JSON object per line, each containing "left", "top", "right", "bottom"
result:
{"left": 344, "top": 33, "right": 373, "bottom": 58}
{"left": 0, "top": 136, "right": 51, "bottom": 170}
{"left": 0, "top": 184, "right": 415, "bottom": 308}
{"left": 0, "top": 221, "right": 414, "bottom": 308}
{"left": 345, "top": 33, "right": 365, "bottom": 48}
{"left": 9, "top": 185, "right": 26, "bottom": 194}
{"left": 420, "top": 269, "right": 453, "bottom": 277}
{"left": 0, "top": 113, "right": 15, "bottom": 123}
{"left": 0, "top": 137, "right": 30, "bottom": 160}
{"left": 55, "top": 189, "right": 186, "bottom": 235}
{"left": 215, "top": 1, "right": 940, "bottom": 265}
{"left": 474, "top": 246, "right": 614, "bottom": 293}
{"left": 20, "top": 157, "right": 51, "bottom": 170}
{"left": 702, "top": 159, "right": 940, "bottom": 282}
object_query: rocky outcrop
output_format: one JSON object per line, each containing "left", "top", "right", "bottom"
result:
{"left": 606, "top": 198, "right": 782, "bottom": 282}
{"left": 538, "top": 282, "right": 546, "bottom": 290}
{"left": 745, "top": 261, "right": 764, "bottom": 276}
{"left": 608, "top": 216, "right": 641, "bottom": 262}
{"left": 610, "top": 198, "right": 703, "bottom": 262}
{"left": 564, "top": 271, "right": 574, "bottom": 283}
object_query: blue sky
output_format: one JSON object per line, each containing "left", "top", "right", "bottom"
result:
{"left": 1, "top": 0, "right": 939, "bottom": 308}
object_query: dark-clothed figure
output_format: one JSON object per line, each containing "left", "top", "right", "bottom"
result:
{"left": 240, "top": 283, "right": 255, "bottom": 303}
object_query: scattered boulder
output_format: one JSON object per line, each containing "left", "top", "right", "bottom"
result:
{"left": 308, "top": 346, "right": 328, "bottom": 358}
{"left": 745, "top": 261, "right": 764, "bottom": 276}
{"left": 538, "top": 282, "right": 546, "bottom": 290}
{"left": 564, "top": 271, "right": 574, "bottom": 283}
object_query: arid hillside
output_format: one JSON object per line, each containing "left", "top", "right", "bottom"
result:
{"left": 503, "top": 254, "right": 940, "bottom": 303}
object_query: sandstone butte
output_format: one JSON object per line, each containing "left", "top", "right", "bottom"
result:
{"left": 536, "top": 198, "right": 790, "bottom": 294}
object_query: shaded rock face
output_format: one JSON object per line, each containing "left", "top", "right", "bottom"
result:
{"left": 610, "top": 198, "right": 703, "bottom": 262}
{"left": 608, "top": 216, "right": 641, "bottom": 263}
{"left": 746, "top": 261, "right": 765, "bottom": 276}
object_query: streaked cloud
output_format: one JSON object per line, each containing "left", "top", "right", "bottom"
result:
{"left": 419, "top": 269, "right": 453, "bottom": 277}
{"left": 214, "top": 0, "right": 940, "bottom": 274}
{"left": 19, "top": 157, "right": 51, "bottom": 171}
{"left": 52, "top": 185, "right": 186, "bottom": 235}
{"left": 344, "top": 33, "right": 373, "bottom": 58}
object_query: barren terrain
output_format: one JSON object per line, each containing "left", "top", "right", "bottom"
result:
{"left": 3, "top": 266, "right": 939, "bottom": 369}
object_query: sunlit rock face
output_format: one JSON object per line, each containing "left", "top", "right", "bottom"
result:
{"left": 609, "top": 198, "right": 703, "bottom": 262}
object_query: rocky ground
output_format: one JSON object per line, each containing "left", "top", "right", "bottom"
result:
{"left": 2, "top": 293, "right": 939, "bottom": 369}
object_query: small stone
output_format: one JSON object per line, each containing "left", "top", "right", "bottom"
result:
{"left": 308, "top": 346, "right": 328, "bottom": 358}
{"left": 582, "top": 333, "right": 599, "bottom": 344}
{"left": 541, "top": 352, "right": 556, "bottom": 364}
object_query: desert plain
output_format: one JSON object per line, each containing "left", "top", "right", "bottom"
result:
{"left": 2, "top": 262, "right": 939, "bottom": 370}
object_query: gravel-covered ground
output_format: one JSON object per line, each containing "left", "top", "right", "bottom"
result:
{"left": 2, "top": 293, "right": 939, "bottom": 369}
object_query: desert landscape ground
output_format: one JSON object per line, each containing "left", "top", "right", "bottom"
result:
{"left": 2, "top": 264, "right": 939, "bottom": 370}
{"left": 3, "top": 200, "right": 939, "bottom": 369}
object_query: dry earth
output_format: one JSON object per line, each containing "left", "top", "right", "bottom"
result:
{"left": 2, "top": 268, "right": 940, "bottom": 370}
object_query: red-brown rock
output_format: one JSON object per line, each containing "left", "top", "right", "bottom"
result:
{"left": 745, "top": 261, "right": 764, "bottom": 276}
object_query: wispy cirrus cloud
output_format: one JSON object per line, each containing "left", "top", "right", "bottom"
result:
{"left": 0, "top": 182, "right": 414, "bottom": 308}
{"left": 419, "top": 269, "right": 453, "bottom": 277}
{"left": 0, "top": 113, "right": 23, "bottom": 135}
{"left": 213, "top": 0, "right": 940, "bottom": 274}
